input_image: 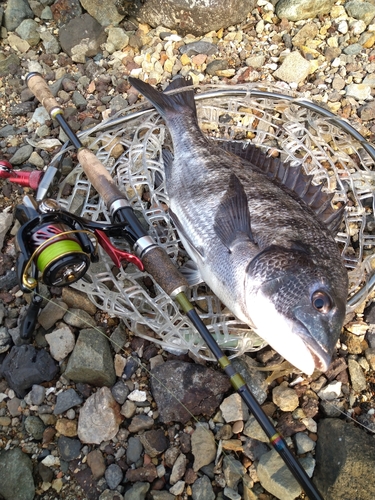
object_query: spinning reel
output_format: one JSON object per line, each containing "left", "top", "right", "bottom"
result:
{"left": 16, "top": 197, "right": 98, "bottom": 291}
{"left": 15, "top": 195, "right": 144, "bottom": 339}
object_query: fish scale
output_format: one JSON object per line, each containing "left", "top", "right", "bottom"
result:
{"left": 129, "top": 75, "right": 349, "bottom": 375}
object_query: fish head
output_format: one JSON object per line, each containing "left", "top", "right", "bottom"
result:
{"left": 244, "top": 246, "right": 348, "bottom": 375}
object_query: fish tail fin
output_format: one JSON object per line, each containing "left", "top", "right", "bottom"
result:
{"left": 128, "top": 76, "right": 197, "bottom": 120}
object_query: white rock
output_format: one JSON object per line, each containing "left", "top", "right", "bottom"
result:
{"left": 128, "top": 390, "right": 147, "bottom": 402}
{"left": 220, "top": 393, "right": 249, "bottom": 423}
{"left": 318, "top": 380, "right": 342, "bottom": 401}
{"left": 45, "top": 326, "right": 75, "bottom": 362}
{"left": 346, "top": 83, "right": 372, "bottom": 100}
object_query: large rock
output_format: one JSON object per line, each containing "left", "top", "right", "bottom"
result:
{"left": 0, "top": 448, "right": 35, "bottom": 500}
{"left": 80, "top": 0, "right": 124, "bottom": 26}
{"left": 275, "top": 0, "right": 335, "bottom": 21}
{"left": 58, "top": 13, "right": 107, "bottom": 58}
{"left": 64, "top": 328, "right": 116, "bottom": 387}
{"left": 78, "top": 387, "right": 123, "bottom": 444}
{"left": 150, "top": 360, "right": 230, "bottom": 424}
{"left": 0, "top": 345, "right": 58, "bottom": 397}
{"left": 314, "top": 418, "right": 375, "bottom": 499}
{"left": 4, "top": 0, "right": 34, "bottom": 31}
{"left": 127, "top": 0, "right": 256, "bottom": 36}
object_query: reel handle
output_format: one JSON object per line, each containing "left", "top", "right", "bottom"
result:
{"left": 26, "top": 72, "right": 62, "bottom": 116}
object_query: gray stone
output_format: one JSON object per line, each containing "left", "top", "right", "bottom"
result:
{"left": 65, "top": 328, "right": 116, "bottom": 387}
{"left": 9, "top": 145, "right": 33, "bottom": 165}
{"left": 150, "top": 492, "right": 175, "bottom": 500}
{"left": 4, "top": 0, "right": 34, "bottom": 31}
{"left": 129, "top": 0, "right": 256, "bottom": 36}
{"left": 15, "top": 18, "right": 40, "bottom": 46}
{"left": 0, "top": 448, "right": 35, "bottom": 500}
{"left": 257, "top": 448, "right": 303, "bottom": 500}
{"left": 78, "top": 387, "right": 122, "bottom": 444}
{"left": 348, "top": 358, "right": 367, "bottom": 392}
{"left": 63, "top": 308, "right": 96, "bottom": 328}
{"left": 38, "top": 299, "right": 68, "bottom": 330}
{"left": 126, "top": 436, "right": 144, "bottom": 465}
{"left": 124, "top": 482, "right": 149, "bottom": 500}
{"left": 274, "top": 51, "right": 311, "bottom": 83}
{"left": 58, "top": 436, "right": 82, "bottom": 461}
{"left": 180, "top": 41, "right": 218, "bottom": 56}
{"left": 223, "top": 455, "right": 246, "bottom": 489}
{"left": 314, "top": 419, "right": 375, "bottom": 500}
{"left": 243, "top": 414, "right": 274, "bottom": 443}
{"left": 343, "top": 43, "right": 363, "bottom": 55}
{"left": 71, "top": 91, "right": 88, "bottom": 109}
{"left": 128, "top": 414, "right": 154, "bottom": 433}
{"left": 293, "top": 432, "right": 316, "bottom": 454}
{"left": 150, "top": 361, "right": 230, "bottom": 424}
{"left": 54, "top": 388, "right": 83, "bottom": 414}
{"left": 105, "top": 463, "right": 124, "bottom": 489}
{"left": 39, "top": 30, "right": 61, "bottom": 54}
{"left": 29, "top": 384, "right": 46, "bottom": 406}
{"left": 0, "top": 54, "right": 21, "bottom": 78}
{"left": 25, "top": 415, "right": 45, "bottom": 440}
{"left": 80, "top": 0, "right": 124, "bottom": 26}
{"left": 345, "top": 1, "right": 375, "bottom": 25}
{"left": 105, "top": 27, "right": 129, "bottom": 51}
{"left": 275, "top": 0, "right": 335, "bottom": 21}
{"left": 31, "top": 106, "right": 50, "bottom": 125}
{"left": 232, "top": 356, "right": 267, "bottom": 404}
{"left": 0, "top": 345, "right": 58, "bottom": 397}
{"left": 59, "top": 13, "right": 106, "bottom": 57}
{"left": 191, "top": 474, "right": 215, "bottom": 500}
{"left": 111, "top": 379, "right": 130, "bottom": 405}
{"left": 110, "top": 322, "right": 127, "bottom": 353}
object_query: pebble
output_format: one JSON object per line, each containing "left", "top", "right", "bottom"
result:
{"left": 9, "top": 145, "right": 33, "bottom": 165}
{"left": 128, "top": 414, "right": 154, "bottom": 433}
{"left": 54, "top": 388, "right": 83, "bottom": 414}
{"left": 139, "top": 429, "right": 169, "bottom": 458}
{"left": 105, "top": 463, "right": 123, "bottom": 490}
{"left": 25, "top": 415, "right": 45, "bottom": 440}
{"left": 77, "top": 387, "right": 122, "bottom": 444}
{"left": 348, "top": 358, "right": 367, "bottom": 392}
{"left": 273, "top": 50, "right": 312, "bottom": 83}
{"left": 191, "top": 425, "right": 216, "bottom": 472}
{"left": 170, "top": 453, "right": 187, "bottom": 485}
{"left": 272, "top": 383, "right": 299, "bottom": 411}
{"left": 126, "top": 436, "right": 144, "bottom": 465}
{"left": 0, "top": 448, "right": 35, "bottom": 500}
{"left": 111, "top": 379, "right": 130, "bottom": 405}
{"left": 223, "top": 455, "right": 246, "bottom": 489}
{"left": 346, "top": 83, "right": 372, "bottom": 100}
{"left": 87, "top": 449, "right": 106, "bottom": 479}
{"left": 220, "top": 393, "right": 249, "bottom": 422}
{"left": 191, "top": 475, "right": 215, "bottom": 500}
{"left": 45, "top": 326, "right": 76, "bottom": 362}
{"left": 293, "top": 432, "right": 316, "bottom": 454}
{"left": 38, "top": 300, "right": 68, "bottom": 331}
{"left": 317, "top": 380, "right": 342, "bottom": 401}
{"left": 57, "top": 436, "right": 82, "bottom": 461}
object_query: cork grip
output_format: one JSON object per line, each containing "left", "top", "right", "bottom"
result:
{"left": 142, "top": 246, "right": 188, "bottom": 296}
{"left": 77, "top": 148, "right": 125, "bottom": 208}
{"left": 26, "top": 72, "right": 62, "bottom": 115}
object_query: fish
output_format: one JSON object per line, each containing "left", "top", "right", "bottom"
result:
{"left": 128, "top": 75, "right": 349, "bottom": 375}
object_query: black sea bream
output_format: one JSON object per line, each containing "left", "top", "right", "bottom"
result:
{"left": 129, "top": 76, "right": 349, "bottom": 375}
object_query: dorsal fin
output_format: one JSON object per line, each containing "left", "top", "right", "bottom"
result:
{"left": 219, "top": 141, "right": 344, "bottom": 235}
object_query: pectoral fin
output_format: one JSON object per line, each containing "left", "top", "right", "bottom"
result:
{"left": 214, "top": 173, "right": 255, "bottom": 252}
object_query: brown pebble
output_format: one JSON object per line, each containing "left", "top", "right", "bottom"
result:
{"left": 184, "top": 467, "right": 198, "bottom": 484}
{"left": 232, "top": 420, "right": 244, "bottom": 434}
{"left": 87, "top": 449, "right": 106, "bottom": 480}
{"left": 42, "top": 427, "right": 56, "bottom": 444}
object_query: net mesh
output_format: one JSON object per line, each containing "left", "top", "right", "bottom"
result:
{"left": 55, "top": 82, "right": 375, "bottom": 360}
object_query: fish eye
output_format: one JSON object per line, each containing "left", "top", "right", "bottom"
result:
{"left": 311, "top": 291, "right": 332, "bottom": 313}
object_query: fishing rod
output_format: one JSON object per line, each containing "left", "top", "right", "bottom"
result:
{"left": 25, "top": 72, "right": 323, "bottom": 500}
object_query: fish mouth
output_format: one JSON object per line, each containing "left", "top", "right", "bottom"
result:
{"left": 293, "top": 321, "right": 332, "bottom": 373}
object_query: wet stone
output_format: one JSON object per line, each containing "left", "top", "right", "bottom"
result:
{"left": 54, "top": 388, "right": 83, "bottom": 414}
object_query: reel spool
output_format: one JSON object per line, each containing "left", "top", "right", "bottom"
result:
{"left": 16, "top": 198, "right": 98, "bottom": 291}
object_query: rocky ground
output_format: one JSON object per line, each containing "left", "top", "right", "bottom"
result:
{"left": 1, "top": 0, "right": 375, "bottom": 499}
